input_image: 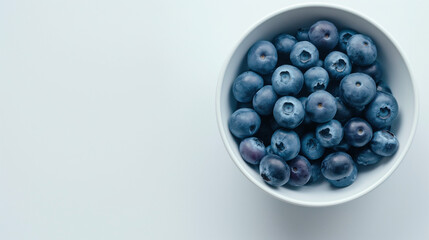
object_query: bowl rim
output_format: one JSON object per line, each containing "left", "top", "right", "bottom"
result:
{"left": 215, "top": 2, "right": 419, "bottom": 207}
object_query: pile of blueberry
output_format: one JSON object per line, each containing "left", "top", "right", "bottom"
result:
{"left": 229, "top": 20, "right": 399, "bottom": 188}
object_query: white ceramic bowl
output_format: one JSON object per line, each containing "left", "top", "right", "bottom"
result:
{"left": 216, "top": 3, "right": 418, "bottom": 207}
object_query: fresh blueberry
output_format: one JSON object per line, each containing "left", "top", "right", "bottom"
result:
{"left": 299, "top": 97, "right": 312, "bottom": 125}
{"left": 328, "top": 162, "right": 357, "bottom": 187}
{"left": 356, "top": 147, "right": 382, "bottom": 166}
{"left": 266, "top": 145, "right": 276, "bottom": 155}
{"left": 321, "top": 152, "right": 354, "bottom": 180}
{"left": 308, "top": 20, "right": 339, "bottom": 52}
{"left": 229, "top": 108, "right": 261, "bottom": 139}
{"left": 287, "top": 155, "right": 312, "bottom": 186}
{"left": 334, "top": 97, "right": 352, "bottom": 124}
{"left": 271, "top": 129, "right": 300, "bottom": 161}
{"left": 296, "top": 27, "right": 310, "bottom": 41}
{"left": 340, "top": 73, "right": 376, "bottom": 108}
{"left": 353, "top": 61, "right": 382, "bottom": 83}
{"left": 232, "top": 71, "right": 264, "bottom": 103}
{"left": 347, "top": 34, "right": 377, "bottom": 66}
{"left": 252, "top": 85, "right": 278, "bottom": 116}
{"left": 315, "top": 120, "right": 344, "bottom": 147}
{"left": 247, "top": 40, "right": 278, "bottom": 75}
{"left": 316, "top": 59, "right": 324, "bottom": 67}
{"left": 338, "top": 29, "right": 357, "bottom": 52}
{"left": 290, "top": 41, "right": 319, "bottom": 70}
{"left": 376, "top": 80, "right": 392, "bottom": 94}
{"left": 273, "top": 33, "right": 297, "bottom": 57}
{"left": 332, "top": 139, "right": 350, "bottom": 152}
{"left": 300, "top": 132, "right": 325, "bottom": 160}
{"left": 259, "top": 154, "right": 290, "bottom": 187}
{"left": 365, "top": 91, "right": 399, "bottom": 129}
{"left": 305, "top": 90, "right": 337, "bottom": 123}
{"left": 308, "top": 163, "right": 322, "bottom": 184}
{"left": 324, "top": 51, "right": 352, "bottom": 80}
{"left": 271, "top": 65, "right": 304, "bottom": 96}
{"left": 304, "top": 67, "right": 330, "bottom": 92}
{"left": 273, "top": 96, "right": 305, "bottom": 129}
{"left": 370, "top": 130, "right": 399, "bottom": 156}
{"left": 239, "top": 137, "right": 266, "bottom": 164}
{"left": 343, "top": 117, "right": 373, "bottom": 147}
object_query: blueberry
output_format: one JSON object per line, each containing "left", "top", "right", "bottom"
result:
{"left": 232, "top": 71, "right": 264, "bottom": 103}
{"left": 370, "top": 130, "right": 399, "bottom": 156}
{"left": 308, "top": 20, "right": 339, "bottom": 52}
{"left": 347, "top": 34, "right": 377, "bottom": 66}
{"left": 353, "top": 61, "right": 382, "bottom": 83}
{"left": 332, "top": 138, "right": 350, "bottom": 152}
{"left": 300, "top": 132, "right": 325, "bottom": 160}
{"left": 304, "top": 67, "right": 329, "bottom": 92}
{"left": 299, "top": 97, "right": 312, "bottom": 125}
{"left": 287, "top": 155, "right": 312, "bottom": 186}
{"left": 328, "top": 162, "right": 357, "bottom": 187}
{"left": 343, "top": 117, "right": 373, "bottom": 147}
{"left": 321, "top": 152, "right": 354, "bottom": 180}
{"left": 305, "top": 90, "right": 337, "bottom": 123}
{"left": 334, "top": 97, "right": 352, "bottom": 124}
{"left": 273, "top": 33, "right": 297, "bottom": 57}
{"left": 252, "top": 85, "right": 278, "bottom": 116}
{"left": 376, "top": 80, "right": 392, "bottom": 94}
{"left": 338, "top": 29, "right": 357, "bottom": 52}
{"left": 316, "top": 59, "right": 324, "bottom": 67}
{"left": 340, "top": 73, "right": 376, "bottom": 108}
{"left": 271, "top": 129, "right": 300, "bottom": 161}
{"left": 365, "top": 91, "right": 399, "bottom": 129}
{"left": 324, "top": 51, "right": 352, "bottom": 80}
{"left": 229, "top": 108, "right": 261, "bottom": 139}
{"left": 239, "top": 137, "right": 266, "bottom": 164}
{"left": 355, "top": 147, "right": 382, "bottom": 166}
{"left": 271, "top": 65, "right": 304, "bottom": 96}
{"left": 273, "top": 96, "right": 305, "bottom": 129}
{"left": 308, "top": 163, "right": 322, "bottom": 184}
{"left": 315, "top": 120, "right": 344, "bottom": 147}
{"left": 259, "top": 154, "right": 290, "bottom": 187}
{"left": 266, "top": 145, "right": 276, "bottom": 155}
{"left": 247, "top": 40, "right": 278, "bottom": 75}
{"left": 296, "top": 27, "right": 310, "bottom": 41}
{"left": 290, "top": 41, "right": 319, "bottom": 70}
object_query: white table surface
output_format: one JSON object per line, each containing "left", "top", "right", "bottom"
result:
{"left": 0, "top": 0, "right": 428, "bottom": 239}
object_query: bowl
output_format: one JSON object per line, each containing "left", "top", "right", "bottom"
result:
{"left": 216, "top": 3, "right": 418, "bottom": 207}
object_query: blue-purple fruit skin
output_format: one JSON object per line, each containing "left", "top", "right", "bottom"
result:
{"left": 343, "top": 117, "right": 373, "bottom": 147}
{"left": 346, "top": 34, "right": 377, "bottom": 66}
{"left": 287, "top": 155, "right": 312, "bottom": 186}
{"left": 316, "top": 120, "right": 344, "bottom": 147}
{"left": 259, "top": 154, "right": 290, "bottom": 187}
{"left": 356, "top": 147, "right": 382, "bottom": 166}
{"left": 229, "top": 108, "right": 261, "bottom": 139}
{"left": 266, "top": 145, "right": 276, "bottom": 155}
{"left": 328, "top": 162, "right": 357, "bottom": 187}
{"left": 321, "top": 152, "right": 354, "bottom": 180}
{"left": 253, "top": 85, "right": 278, "bottom": 116}
{"left": 299, "top": 97, "right": 313, "bottom": 125}
{"left": 271, "top": 129, "right": 301, "bottom": 161}
{"left": 353, "top": 61, "right": 382, "bottom": 83}
{"left": 365, "top": 91, "right": 399, "bottom": 129}
{"left": 316, "top": 59, "right": 324, "bottom": 67}
{"left": 308, "top": 163, "right": 322, "bottom": 184}
{"left": 239, "top": 137, "right": 266, "bottom": 164}
{"left": 338, "top": 29, "right": 357, "bottom": 52}
{"left": 376, "top": 81, "right": 392, "bottom": 94}
{"left": 324, "top": 51, "right": 352, "bottom": 80}
{"left": 340, "top": 73, "right": 376, "bottom": 108}
{"left": 304, "top": 66, "right": 330, "bottom": 92}
{"left": 370, "top": 130, "right": 399, "bottom": 156}
{"left": 290, "top": 41, "right": 320, "bottom": 70}
{"left": 308, "top": 20, "right": 339, "bottom": 52}
{"left": 332, "top": 139, "right": 350, "bottom": 152}
{"left": 305, "top": 90, "right": 337, "bottom": 123}
{"left": 271, "top": 65, "right": 304, "bottom": 96}
{"left": 334, "top": 97, "right": 352, "bottom": 124}
{"left": 247, "top": 40, "right": 278, "bottom": 75}
{"left": 233, "top": 71, "right": 264, "bottom": 103}
{"left": 273, "top": 33, "right": 297, "bottom": 56}
{"left": 273, "top": 96, "right": 305, "bottom": 129}
{"left": 296, "top": 27, "right": 310, "bottom": 41}
{"left": 301, "top": 132, "right": 325, "bottom": 160}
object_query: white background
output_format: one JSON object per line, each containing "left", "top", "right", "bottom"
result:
{"left": 0, "top": 0, "right": 428, "bottom": 239}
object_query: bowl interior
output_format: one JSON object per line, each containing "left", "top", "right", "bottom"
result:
{"left": 218, "top": 5, "right": 416, "bottom": 206}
